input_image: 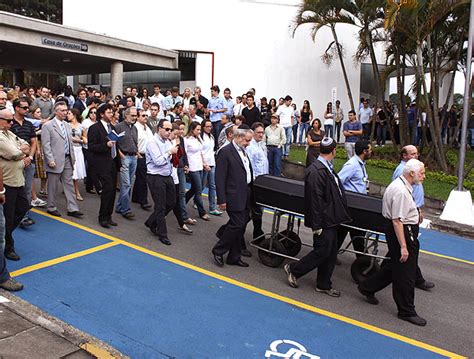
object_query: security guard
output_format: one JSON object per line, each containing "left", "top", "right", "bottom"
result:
{"left": 358, "top": 158, "right": 427, "bottom": 326}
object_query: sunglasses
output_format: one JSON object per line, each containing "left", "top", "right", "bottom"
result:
{"left": 140, "top": 114, "right": 147, "bottom": 117}
{"left": 0, "top": 118, "right": 13, "bottom": 122}
{"left": 19, "top": 106, "right": 29, "bottom": 110}
{"left": 161, "top": 127, "right": 172, "bottom": 132}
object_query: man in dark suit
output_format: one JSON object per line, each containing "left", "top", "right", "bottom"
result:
{"left": 284, "top": 137, "right": 351, "bottom": 297}
{"left": 87, "top": 103, "right": 121, "bottom": 228}
{"left": 72, "top": 88, "right": 87, "bottom": 114}
{"left": 212, "top": 126, "right": 254, "bottom": 268}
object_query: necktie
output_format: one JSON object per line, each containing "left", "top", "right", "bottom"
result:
{"left": 107, "top": 123, "right": 117, "bottom": 159}
{"left": 60, "top": 122, "right": 69, "bottom": 155}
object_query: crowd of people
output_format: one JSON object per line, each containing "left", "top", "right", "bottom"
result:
{"left": 0, "top": 83, "right": 435, "bottom": 326}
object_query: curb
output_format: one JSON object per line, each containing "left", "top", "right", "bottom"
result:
{"left": 0, "top": 290, "right": 128, "bottom": 359}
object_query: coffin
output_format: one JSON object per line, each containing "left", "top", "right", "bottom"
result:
{"left": 254, "top": 175, "right": 387, "bottom": 234}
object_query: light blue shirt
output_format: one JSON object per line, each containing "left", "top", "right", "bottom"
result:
{"left": 392, "top": 161, "right": 425, "bottom": 207}
{"left": 223, "top": 98, "right": 234, "bottom": 117}
{"left": 26, "top": 117, "right": 42, "bottom": 128}
{"left": 145, "top": 134, "right": 173, "bottom": 176}
{"left": 164, "top": 95, "right": 183, "bottom": 111}
{"left": 338, "top": 155, "right": 368, "bottom": 194}
{"left": 208, "top": 96, "right": 225, "bottom": 122}
{"left": 247, "top": 139, "right": 269, "bottom": 179}
{"left": 318, "top": 156, "right": 333, "bottom": 172}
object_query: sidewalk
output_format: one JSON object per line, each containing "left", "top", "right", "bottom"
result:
{"left": 0, "top": 291, "right": 126, "bottom": 359}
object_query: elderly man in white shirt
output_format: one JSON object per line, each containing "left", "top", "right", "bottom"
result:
{"left": 132, "top": 109, "right": 154, "bottom": 210}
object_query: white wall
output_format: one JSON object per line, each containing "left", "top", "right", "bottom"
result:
{"left": 63, "top": 0, "right": 365, "bottom": 117}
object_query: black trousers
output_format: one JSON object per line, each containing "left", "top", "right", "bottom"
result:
{"left": 336, "top": 226, "right": 365, "bottom": 255}
{"left": 359, "top": 223, "right": 420, "bottom": 317}
{"left": 83, "top": 148, "right": 102, "bottom": 192}
{"left": 95, "top": 166, "right": 117, "bottom": 222}
{"left": 290, "top": 227, "right": 338, "bottom": 290}
{"left": 213, "top": 188, "right": 251, "bottom": 264}
{"left": 145, "top": 174, "right": 175, "bottom": 239}
{"left": 3, "top": 185, "right": 29, "bottom": 254}
{"left": 251, "top": 204, "right": 264, "bottom": 239}
{"left": 132, "top": 156, "right": 148, "bottom": 205}
{"left": 172, "top": 184, "right": 184, "bottom": 227}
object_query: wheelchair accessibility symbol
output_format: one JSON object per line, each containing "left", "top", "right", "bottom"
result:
{"left": 265, "top": 339, "right": 320, "bottom": 358}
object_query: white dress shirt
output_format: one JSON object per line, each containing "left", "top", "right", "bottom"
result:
{"left": 184, "top": 136, "right": 204, "bottom": 172}
{"left": 232, "top": 141, "right": 251, "bottom": 184}
{"left": 135, "top": 122, "right": 154, "bottom": 154}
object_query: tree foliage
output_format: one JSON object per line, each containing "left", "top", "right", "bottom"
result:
{"left": 0, "top": 0, "right": 62, "bottom": 24}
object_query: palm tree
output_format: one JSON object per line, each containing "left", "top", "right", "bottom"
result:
{"left": 292, "top": 0, "right": 356, "bottom": 110}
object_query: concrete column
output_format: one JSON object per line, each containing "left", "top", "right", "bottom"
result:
{"left": 13, "top": 69, "right": 24, "bottom": 86}
{"left": 110, "top": 61, "right": 123, "bottom": 98}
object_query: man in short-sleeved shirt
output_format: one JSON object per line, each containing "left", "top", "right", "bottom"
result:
{"left": 343, "top": 110, "right": 363, "bottom": 158}
{"left": 358, "top": 100, "right": 373, "bottom": 139}
{"left": 359, "top": 159, "right": 428, "bottom": 327}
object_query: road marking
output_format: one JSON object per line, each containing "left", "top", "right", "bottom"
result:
{"left": 29, "top": 209, "right": 466, "bottom": 359}
{"left": 11, "top": 242, "right": 119, "bottom": 277}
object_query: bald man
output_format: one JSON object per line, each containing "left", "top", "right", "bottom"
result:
{"left": 392, "top": 145, "right": 434, "bottom": 292}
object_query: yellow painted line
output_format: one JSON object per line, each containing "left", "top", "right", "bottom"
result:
{"left": 10, "top": 242, "right": 119, "bottom": 277}
{"left": 79, "top": 343, "right": 117, "bottom": 359}
{"left": 30, "top": 209, "right": 465, "bottom": 359}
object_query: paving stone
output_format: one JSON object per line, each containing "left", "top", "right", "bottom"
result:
{"left": 0, "top": 306, "right": 34, "bottom": 339}
{"left": 0, "top": 326, "right": 79, "bottom": 358}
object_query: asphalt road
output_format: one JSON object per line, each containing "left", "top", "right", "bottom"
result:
{"left": 30, "top": 188, "right": 474, "bottom": 357}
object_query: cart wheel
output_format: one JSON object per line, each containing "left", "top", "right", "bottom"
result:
{"left": 279, "top": 230, "right": 302, "bottom": 257}
{"left": 258, "top": 237, "right": 287, "bottom": 268}
{"left": 350, "top": 256, "right": 380, "bottom": 284}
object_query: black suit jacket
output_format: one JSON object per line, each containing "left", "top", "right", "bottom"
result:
{"left": 215, "top": 143, "right": 254, "bottom": 212}
{"left": 87, "top": 122, "right": 121, "bottom": 172}
{"left": 304, "top": 159, "right": 351, "bottom": 230}
{"left": 73, "top": 99, "right": 86, "bottom": 114}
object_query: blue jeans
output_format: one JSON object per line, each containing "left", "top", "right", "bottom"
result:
{"left": 267, "top": 146, "right": 282, "bottom": 176}
{"left": 283, "top": 126, "right": 292, "bottom": 156}
{"left": 185, "top": 170, "right": 206, "bottom": 216}
{"left": 324, "top": 124, "right": 334, "bottom": 138}
{"left": 298, "top": 123, "right": 310, "bottom": 144}
{"left": 201, "top": 166, "right": 217, "bottom": 211}
{"left": 116, "top": 155, "right": 137, "bottom": 214}
{"left": 0, "top": 205, "right": 10, "bottom": 283}
{"left": 177, "top": 167, "right": 190, "bottom": 220}
{"left": 212, "top": 121, "right": 222, "bottom": 148}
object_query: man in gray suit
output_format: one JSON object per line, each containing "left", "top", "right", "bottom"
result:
{"left": 41, "top": 102, "right": 83, "bottom": 218}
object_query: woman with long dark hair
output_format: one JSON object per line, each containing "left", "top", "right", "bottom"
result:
{"left": 306, "top": 118, "right": 325, "bottom": 167}
{"left": 299, "top": 100, "right": 313, "bottom": 145}
{"left": 323, "top": 102, "right": 334, "bottom": 138}
{"left": 184, "top": 121, "right": 210, "bottom": 221}
{"left": 200, "top": 119, "right": 222, "bottom": 216}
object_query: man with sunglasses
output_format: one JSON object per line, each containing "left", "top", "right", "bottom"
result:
{"left": 0, "top": 107, "right": 31, "bottom": 261}
{"left": 144, "top": 119, "right": 178, "bottom": 245}
{"left": 11, "top": 98, "right": 38, "bottom": 228}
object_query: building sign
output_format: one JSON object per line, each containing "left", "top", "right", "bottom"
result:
{"left": 41, "top": 37, "right": 88, "bottom": 52}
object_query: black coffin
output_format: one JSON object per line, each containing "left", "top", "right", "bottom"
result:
{"left": 254, "top": 175, "right": 387, "bottom": 234}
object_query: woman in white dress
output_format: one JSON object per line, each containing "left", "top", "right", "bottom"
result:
{"left": 67, "top": 109, "right": 87, "bottom": 201}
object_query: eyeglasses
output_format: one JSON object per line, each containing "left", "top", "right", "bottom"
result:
{"left": 161, "top": 127, "right": 172, "bottom": 132}
{"left": 0, "top": 118, "right": 13, "bottom": 122}
{"left": 19, "top": 106, "right": 29, "bottom": 110}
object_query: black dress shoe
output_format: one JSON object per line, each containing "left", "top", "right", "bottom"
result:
{"left": 47, "top": 210, "right": 61, "bottom": 217}
{"left": 159, "top": 237, "right": 171, "bottom": 245}
{"left": 241, "top": 249, "right": 252, "bottom": 258}
{"left": 416, "top": 281, "right": 435, "bottom": 291}
{"left": 108, "top": 220, "right": 118, "bottom": 226}
{"left": 5, "top": 251, "right": 20, "bottom": 261}
{"left": 144, "top": 223, "right": 158, "bottom": 236}
{"left": 398, "top": 314, "right": 427, "bottom": 326}
{"left": 141, "top": 204, "right": 152, "bottom": 211}
{"left": 213, "top": 253, "right": 224, "bottom": 267}
{"left": 358, "top": 286, "right": 379, "bottom": 305}
{"left": 227, "top": 259, "right": 249, "bottom": 267}
{"left": 99, "top": 221, "right": 110, "bottom": 228}
{"left": 67, "top": 211, "right": 84, "bottom": 218}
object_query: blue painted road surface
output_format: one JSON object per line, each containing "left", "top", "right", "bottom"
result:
{"left": 9, "top": 212, "right": 467, "bottom": 358}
